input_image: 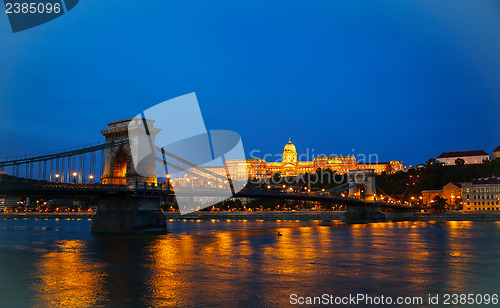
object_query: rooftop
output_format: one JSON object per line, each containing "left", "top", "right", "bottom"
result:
{"left": 357, "top": 162, "right": 391, "bottom": 165}
{"left": 465, "top": 177, "right": 500, "bottom": 185}
{"left": 314, "top": 155, "right": 355, "bottom": 159}
{"left": 437, "top": 150, "right": 489, "bottom": 158}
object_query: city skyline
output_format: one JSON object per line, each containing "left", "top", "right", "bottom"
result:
{"left": 1, "top": 1, "right": 500, "bottom": 166}
{"left": 2, "top": 2, "right": 500, "bottom": 307}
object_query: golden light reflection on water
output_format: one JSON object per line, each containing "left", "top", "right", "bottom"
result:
{"left": 144, "top": 236, "right": 191, "bottom": 307}
{"left": 445, "top": 221, "right": 475, "bottom": 292}
{"left": 33, "top": 240, "right": 107, "bottom": 308}
{"left": 145, "top": 230, "right": 258, "bottom": 307}
{"left": 144, "top": 221, "right": 484, "bottom": 306}
{"left": 19, "top": 220, "right": 498, "bottom": 307}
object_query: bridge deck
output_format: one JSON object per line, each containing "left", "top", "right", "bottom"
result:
{"left": 0, "top": 181, "right": 415, "bottom": 209}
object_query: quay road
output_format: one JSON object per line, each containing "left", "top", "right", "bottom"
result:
{"left": 2, "top": 211, "right": 500, "bottom": 222}
{"left": 0, "top": 181, "right": 411, "bottom": 210}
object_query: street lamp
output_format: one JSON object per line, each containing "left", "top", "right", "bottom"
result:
{"left": 72, "top": 172, "right": 77, "bottom": 183}
{"left": 89, "top": 175, "right": 94, "bottom": 184}
{"left": 55, "top": 174, "right": 60, "bottom": 183}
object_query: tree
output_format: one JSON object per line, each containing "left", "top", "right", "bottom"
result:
{"left": 455, "top": 158, "right": 465, "bottom": 166}
{"left": 323, "top": 168, "right": 334, "bottom": 185}
{"left": 426, "top": 158, "right": 436, "bottom": 166}
{"left": 431, "top": 196, "right": 448, "bottom": 213}
{"left": 272, "top": 172, "right": 281, "bottom": 184}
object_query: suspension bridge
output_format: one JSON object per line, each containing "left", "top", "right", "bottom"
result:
{"left": 0, "top": 119, "right": 414, "bottom": 233}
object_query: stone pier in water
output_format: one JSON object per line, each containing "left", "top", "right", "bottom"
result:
{"left": 92, "top": 119, "right": 166, "bottom": 234}
{"left": 341, "top": 205, "right": 387, "bottom": 223}
{"left": 91, "top": 194, "right": 166, "bottom": 234}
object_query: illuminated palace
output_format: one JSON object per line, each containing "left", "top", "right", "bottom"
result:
{"left": 180, "top": 139, "right": 402, "bottom": 184}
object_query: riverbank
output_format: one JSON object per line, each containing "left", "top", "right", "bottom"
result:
{"left": 0, "top": 213, "right": 94, "bottom": 219}
{"left": 2, "top": 211, "right": 500, "bottom": 222}
{"left": 171, "top": 211, "right": 500, "bottom": 222}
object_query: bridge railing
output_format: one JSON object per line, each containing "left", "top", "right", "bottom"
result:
{"left": 0, "top": 181, "right": 128, "bottom": 191}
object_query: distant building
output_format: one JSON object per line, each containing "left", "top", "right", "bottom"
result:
{"left": 416, "top": 164, "right": 426, "bottom": 170}
{"left": 46, "top": 199, "right": 78, "bottom": 211}
{"left": 437, "top": 150, "right": 490, "bottom": 165}
{"left": 493, "top": 145, "right": 500, "bottom": 160}
{"left": 421, "top": 189, "right": 443, "bottom": 206}
{"left": 357, "top": 161, "right": 403, "bottom": 175}
{"left": 462, "top": 177, "right": 500, "bottom": 211}
{"left": 0, "top": 196, "right": 19, "bottom": 211}
{"left": 182, "top": 139, "right": 403, "bottom": 185}
{"left": 442, "top": 182, "right": 462, "bottom": 206}
{"left": 421, "top": 182, "right": 462, "bottom": 207}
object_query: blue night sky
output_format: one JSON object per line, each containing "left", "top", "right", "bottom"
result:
{"left": 1, "top": 0, "right": 500, "bottom": 166}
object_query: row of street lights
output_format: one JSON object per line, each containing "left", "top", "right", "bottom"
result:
{"left": 53, "top": 172, "right": 95, "bottom": 184}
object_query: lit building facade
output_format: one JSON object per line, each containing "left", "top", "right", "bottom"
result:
{"left": 263, "top": 139, "right": 402, "bottom": 177}
{"left": 494, "top": 145, "right": 500, "bottom": 160}
{"left": 421, "top": 182, "right": 462, "bottom": 206}
{"left": 437, "top": 150, "right": 490, "bottom": 165}
{"left": 421, "top": 190, "right": 443, "bottom": 206}
{"left": 182, "top": 139, "right": 403, "bottom": 182}
{"left": 462, "top": 177, "right": 500, "bottom": 211}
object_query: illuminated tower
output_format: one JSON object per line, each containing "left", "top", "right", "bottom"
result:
{"left": 282, "top": 138, "right": 298, "bottom": 176}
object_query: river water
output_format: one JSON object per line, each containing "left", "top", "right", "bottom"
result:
{"left": 0, "top": 219, "right": 499, "bottom": 307}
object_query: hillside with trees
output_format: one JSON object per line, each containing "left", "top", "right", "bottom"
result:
{"left": 376, "top": 159, "right": 500, "bottom": 200}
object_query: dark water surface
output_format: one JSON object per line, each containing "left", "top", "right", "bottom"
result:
{"left": 0, "top": 218, "right": 499, "bottom": 307}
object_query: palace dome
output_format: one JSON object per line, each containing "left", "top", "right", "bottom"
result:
{"left": 284, "top": 139, "right": 296, "bottom": 153}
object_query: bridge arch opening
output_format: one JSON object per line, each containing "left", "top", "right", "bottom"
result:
{"left": 112, "top": 151, "right": 127, "bottom": 185}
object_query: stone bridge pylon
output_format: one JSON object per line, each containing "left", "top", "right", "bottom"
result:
{"left": 91, "top": 118, "right": 167, "bottom": 234}
{"left": 100, "top": 119, "right": 160, "bottom": 186}
{"left": 343, "top": 169, "right": 386, "bottom": 223}
{"left": 347, "top": 169, "right": 377, "bottom": 201}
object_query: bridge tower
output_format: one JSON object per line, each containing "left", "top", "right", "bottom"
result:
{"left": 282, "top": 138, "right": 298, "bottom": 176}
{"left": 101, "top": 119, "right": 160, "bottom": 186}
{"left": 343, "top": 169, "right": 385, "bottom": 223}
{"left": 347, "top": 170, "right": 376, "bottom": 201}
{"left": 92, "top": 118, "right": 166, "bottom": 234}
